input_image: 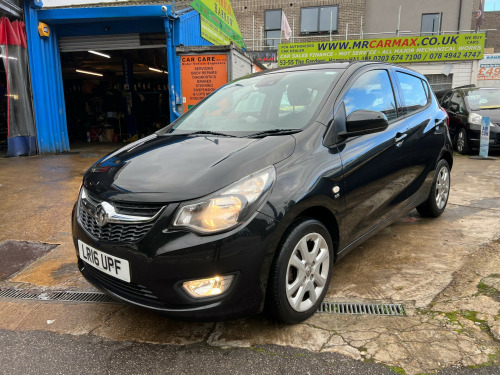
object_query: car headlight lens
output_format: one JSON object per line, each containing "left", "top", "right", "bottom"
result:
{"left": 172, "top": 166, "right": 276, "bottom": 234}
{"left": 469, "top": 113, "right": 483, "bottom": 130}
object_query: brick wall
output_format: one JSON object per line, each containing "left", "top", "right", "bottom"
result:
{"left": 231, "top": 0, "right": 366, "bottom": 49}
{"left": 471, "top": 0, "right": 500, "bottom": 52}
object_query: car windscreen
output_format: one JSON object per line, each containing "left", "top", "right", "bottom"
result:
{"left": 166, "top": 69, "right": 341, "bottom": 136}
{"left": 464, "top": 88, "right": 500, "bottom": 110}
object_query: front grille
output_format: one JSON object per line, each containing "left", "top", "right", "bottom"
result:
{"left": 78, "top": 190, "right": 166, "bottom": 243}
{"left": 80, "top": 209, "right": 155, "bottom": 243}
{"left": 81, "top": 261, "right": 166, "bottom": 307}
{"left": 86, "top": 191, "right": 164, "bottom": 217}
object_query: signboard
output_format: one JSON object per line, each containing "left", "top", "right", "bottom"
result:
{"left": 478, "top": 54, "right": 500, "bottom": 80}
{"left": 201, "top": 18, "right": 231, "bottom": 46}
{"left": 479, "top": 116, "right": 491, "bottom": 158}
{"left": 278, "top": 33, "right": 485, "bottom": 67}
{"left": 246, "top": 51, "right": 277, "bottom": 63}
{"left": 191, "top": 0, "right": 246, "bottom": 49}
{"left": 181, "top": 54, "right": 228, "bottom": 112}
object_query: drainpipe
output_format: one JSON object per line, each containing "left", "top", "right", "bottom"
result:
{"left": 457, "top": 0, "right": 463, "bottom": 33}
{"left": 163, "top": 9, "right": 181, "bottom": 121}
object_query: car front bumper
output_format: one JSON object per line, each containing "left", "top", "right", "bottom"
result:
{"left": 72, "top": 203, "right": 278, "bottom": 321}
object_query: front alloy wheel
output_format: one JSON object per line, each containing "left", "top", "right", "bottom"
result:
{"left": 267, "top": 218, "right": 334, "bottom": 323}
{"left": 456, "top": 128, "right": 470, "bottom": 154}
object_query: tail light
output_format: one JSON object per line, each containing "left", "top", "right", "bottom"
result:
{"left": 441, "top": 108, "right": 449, "bottom": 128}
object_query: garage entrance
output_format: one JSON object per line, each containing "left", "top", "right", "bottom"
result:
{"left": 25, "top": 3, "right": 209, "bottom": 153}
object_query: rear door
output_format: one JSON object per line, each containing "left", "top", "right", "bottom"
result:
{"left": 393, "top": 71, "right": 445, "bottom": 203}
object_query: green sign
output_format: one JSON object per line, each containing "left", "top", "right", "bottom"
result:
{"left": 191, "top": 0, "right": 246, "bottom": 49}
{"left": 278, "top": 33, "right": 485, "bottom": 67}
{"left": 201, "top": 17, "right": 231, "bottom": 46}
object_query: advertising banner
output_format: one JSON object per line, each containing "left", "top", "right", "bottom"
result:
{"left": 201, "top": 17, "right": 231, "bottom": 46}
{"left": 278, "top": 33, "right": 485, "bottom": 67}
{"left": 181, "top": 54, "right": 228, "bottom": 112}
{"left": 191, "top": 0, "right": 246, "bottom": 49}
{"left": 477, "top": 54, "right": 500, "bottom": 80}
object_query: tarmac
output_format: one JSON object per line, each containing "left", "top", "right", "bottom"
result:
{"left": 0, "top": 143, "right": 499, "bottom": 374}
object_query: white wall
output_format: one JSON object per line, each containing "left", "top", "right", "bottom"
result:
{"left": 403, "top": 61, "right": 475, "bottom": 88}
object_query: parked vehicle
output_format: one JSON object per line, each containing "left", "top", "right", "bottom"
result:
{"left": 72, "top": 61, "right": 453, "bottom": 323}
{"left": 436, "top": 86, "right": 500, "bottom": 154}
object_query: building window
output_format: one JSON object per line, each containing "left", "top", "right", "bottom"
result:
{"left": 421, "top": 13, "right": 441, "bottom": 35}
{"left": 425, "top": 74, "right": 453, "bottom": 91}
{"left": 265, "top": 9, "right": 282, "bottom": 49}
{"left": 301, "top": 6, "right": 338, "bottom": 34}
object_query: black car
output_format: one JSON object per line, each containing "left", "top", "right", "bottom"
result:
{"left": 72, "top": 61, "right": 453, "bottom": 323}
{"left": 437, "top": 86, "right": 500, "bottom": 154}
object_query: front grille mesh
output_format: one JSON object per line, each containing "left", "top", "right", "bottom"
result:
{"left": 78, "top": 191, "right": 165, "bottom": 243}
{"left": 80, "top": 209, "right": 154, "bottom": 243}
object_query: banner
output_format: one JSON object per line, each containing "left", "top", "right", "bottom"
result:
{"left": 191, "top": 0, "right": 246, "bottom": 49}
{"left": 278, "top": 33, "right": 485, "bottom": 67}
{"left": 477, "top": 54, "right": 500, "bottom": 80}
{"left": 181, "top": 54, "right": 228, "bottom": 112}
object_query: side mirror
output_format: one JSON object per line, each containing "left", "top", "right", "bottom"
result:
{"left": 339, "top": 110, "right": 389, "bottom": 138}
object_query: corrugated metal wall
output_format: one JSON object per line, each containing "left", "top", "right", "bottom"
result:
{"left": 25, "top": 3, "right": 69, "bottom": 153}
{"left": 175, "top": 9, "right": 211, "bottom": 47}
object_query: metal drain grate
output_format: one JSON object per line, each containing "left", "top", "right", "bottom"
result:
{"left": 317, "top": 302, "right": 405, "bottom": 316}
{"left": 0, "top": 288, "right": 119, "bottom": 304}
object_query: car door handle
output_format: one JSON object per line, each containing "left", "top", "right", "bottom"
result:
{"left": 395, "top": 133, "right": 407, "bottom": 143}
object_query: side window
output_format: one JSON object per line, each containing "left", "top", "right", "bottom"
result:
{"left": 449, "top": 92, "right": 465, "bottom": 114}
{"left": 343, "top": 70, "right": 397, "bottom": 121}
{"left": 396, "top": 72, "right": 429, "bottom": 114}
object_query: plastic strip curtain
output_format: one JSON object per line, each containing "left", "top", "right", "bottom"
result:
{"left": 0, "top": 17, "right": 36, "bottom": 156}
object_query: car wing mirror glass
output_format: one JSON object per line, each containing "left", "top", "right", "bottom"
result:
{"left": 339, "top": 110, "right": 389, "bottom": 138}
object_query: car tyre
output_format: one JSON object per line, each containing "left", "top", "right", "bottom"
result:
{"left": 456, "top": 128, "right": 470, "bottom": 155}
{"left": 266, "top": 218, "right": 333, "bottom": 324}
{"left": 416, "top": 159, "right": 450, "bottom": 218}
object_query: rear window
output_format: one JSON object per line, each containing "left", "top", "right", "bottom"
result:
{"left": 397, "top": 72, "right": 430, "bottom": 115}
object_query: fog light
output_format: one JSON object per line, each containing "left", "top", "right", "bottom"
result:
{"left": 182, "top": 275, "right": 234, "bottom": 298}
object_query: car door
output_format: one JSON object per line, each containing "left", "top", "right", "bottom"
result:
{"left": 335, "top": 67, "right": 413, "bottom": 249}
{"left": 393, "top": 71, "right": 446, "bottom": 201}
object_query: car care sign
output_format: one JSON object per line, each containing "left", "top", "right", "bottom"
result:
{"left": 181, "top": 54, "right": 228, "bottom": 112}
{"left": 479, "top": 116, "right": 491, "bottom": 158}
{"left": 278, "top": 33, "right": 485, "bottom": 66}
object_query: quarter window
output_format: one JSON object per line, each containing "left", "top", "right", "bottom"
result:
{"left": 396, "top": 72, "right": 430, "bottom": 115}
{"left": 421, "top": 13, "right": 441, "bottom": 35}
{"left": 265, "top": 9, "right": 282, "bottom": 48}
{"left": 301, "top": 6, "right": 338, "bottom": 34}
{"left": 343, "top": 70, "right": 397, "bottom": 121}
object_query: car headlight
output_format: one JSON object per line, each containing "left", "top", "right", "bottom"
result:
{"left": 172, "top": 166, "right": 276, "bottom": 234}
{"left": 469, "top": 113, "right": 483, "bottom": 130}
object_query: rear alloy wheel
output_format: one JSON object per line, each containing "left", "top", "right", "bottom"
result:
{"left": 417, "top": 159, "right": 450, "bottom": 217}
{"left": 267, "top": 218, "right": 333, "bottom": 323}
{"left": 456, "top": 128, "right": 470, "bottom": 155}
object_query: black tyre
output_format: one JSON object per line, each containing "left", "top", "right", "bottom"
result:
{"left": 266, "top": 218, "right": 334, "bottom": 324}
{"left": 416, "top": 159, "right": 450, "bottom": 218}
{"left": 456, "top": 128, "right": 470, "bottom": 155}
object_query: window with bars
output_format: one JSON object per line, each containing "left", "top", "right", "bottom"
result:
{"left": 425, "top": 74, "right": 453, "bottom": 92}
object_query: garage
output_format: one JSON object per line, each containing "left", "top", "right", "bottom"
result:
{"left": 25, "top": 2, "right": 210, "bottom": 153}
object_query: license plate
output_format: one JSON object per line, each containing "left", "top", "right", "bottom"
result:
{"left": 78, "top": 240, "right": 131, "bottom": 283}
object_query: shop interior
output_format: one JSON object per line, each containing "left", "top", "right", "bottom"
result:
{"left": 60, "top": 45, "right": 169, "bottom": 144}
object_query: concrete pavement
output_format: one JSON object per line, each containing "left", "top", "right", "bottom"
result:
{"left": 0, "top": 144, "right": 499, "bottom": 374}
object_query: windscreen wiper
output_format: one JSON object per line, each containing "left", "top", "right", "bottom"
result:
{"left": 246, "top": 129, "right": 302, "bottom": 138}
{"left": 188, "top": 131, "right": 237, "bottom": 137}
